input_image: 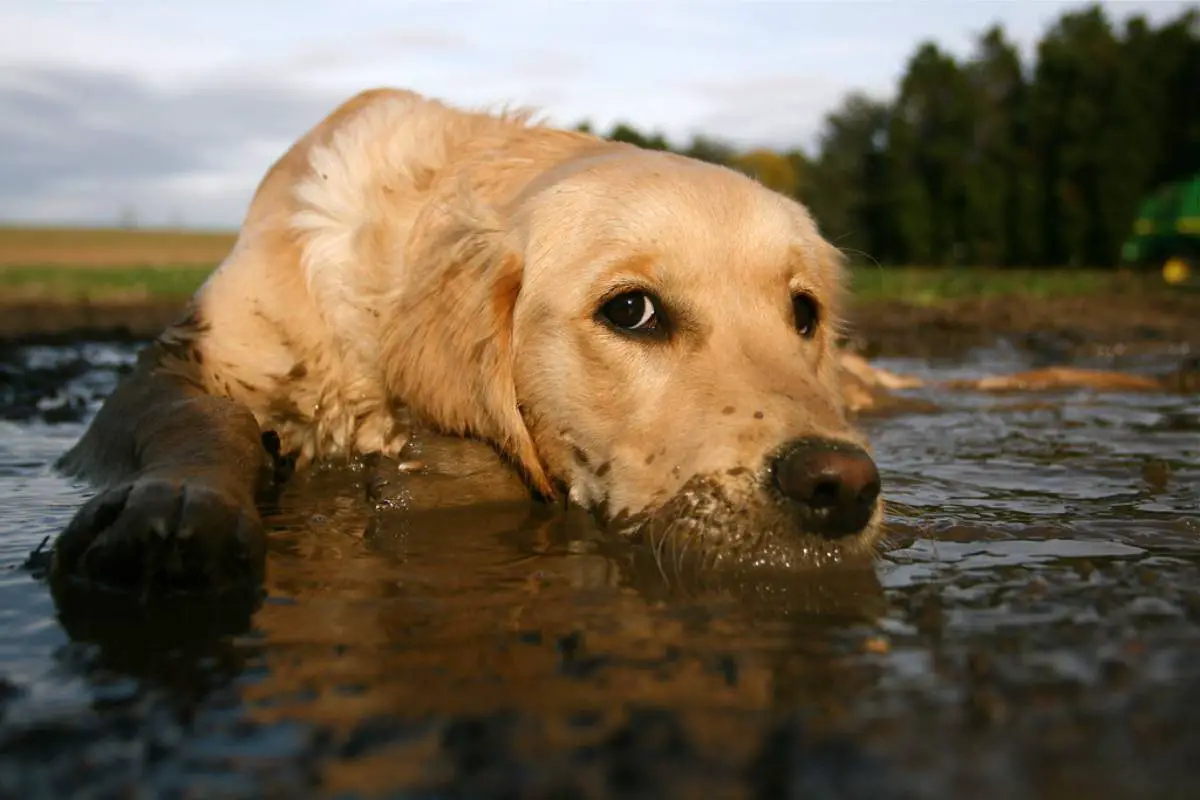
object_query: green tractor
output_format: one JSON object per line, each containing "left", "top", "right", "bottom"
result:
{"left": 1121, "top": 173, "right": 1200, "bottom": 287}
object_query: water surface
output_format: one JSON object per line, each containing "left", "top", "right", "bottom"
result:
{"left": 1, "top": 339, "right": 1198, "bottom": 798}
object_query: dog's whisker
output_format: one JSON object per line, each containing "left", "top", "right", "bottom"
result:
{"left": 651, "top": 525, "right": 670, "bottom": 585}
{"left": 674, "top": 528, "right": 699, "bottom": 584}
{"left": 672, "top": 531, "right": 686, "bottom": 582}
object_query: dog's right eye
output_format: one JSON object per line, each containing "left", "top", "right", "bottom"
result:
{"left": 599, "top": 291, "right": 662, "bottom": 335}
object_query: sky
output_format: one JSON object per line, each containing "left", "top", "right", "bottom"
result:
{"left": 0, "top": 0, "right": 1191, "bottom": 229}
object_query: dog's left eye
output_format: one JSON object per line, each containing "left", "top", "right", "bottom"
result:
{"left": 600, "top": 291, "right": 661, "bottom": 333}
{"left": 792, "top": 293, "right": 819, "bottom": 338}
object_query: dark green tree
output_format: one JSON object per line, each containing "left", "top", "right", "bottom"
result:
{"left": 1030, "top": 5, "right": 1138, "bottom": 266}
{"left": 804, "top": 92, "right": 893, "bottom": 262}
{"left": 607, "top": 122, "right": 671, "bottom": 151}
{"left": 887, "top": 43, "right": 977, "bottom": 265}
{"left": 681, "top": 135, "right": 735, "bottom": 166}
{"left": 1154, "top": 9, "right": 1200, "bottom": 182}
{"left": 964, "top": 26, "right": 1034, "bottom": 266}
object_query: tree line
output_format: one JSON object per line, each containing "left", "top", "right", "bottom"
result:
{"left": 577, "top": 4, "right": 1200, "bottom": 268}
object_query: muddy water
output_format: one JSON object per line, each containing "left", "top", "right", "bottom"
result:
{"left": 1, "top": 340, "right": 1198, "bottom": 798}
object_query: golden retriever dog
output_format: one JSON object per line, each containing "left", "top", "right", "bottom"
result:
{"left": 47, "top": 87, "right": 1188, "bottom": 596}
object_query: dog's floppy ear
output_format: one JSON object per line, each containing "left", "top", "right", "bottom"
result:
{"left": 380, "top": 193, "right": 555, "bottom": 499}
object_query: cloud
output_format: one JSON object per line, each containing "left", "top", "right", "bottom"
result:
{"left": 279, "top": 27, "right": 475, "bottom": 72}
{"left": 0, "top": 64, "right": 343, "bottom": 227}
{"left": 0, "top": 4, "right": 243, "bottom": 84}
{"left": 679, "top": 73, "right": 884, "bottom": 151}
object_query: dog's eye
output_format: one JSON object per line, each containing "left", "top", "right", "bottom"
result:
{"left": 792, "top": 293, "right": 819, "bottom": 338}
{"left": 600, "top": 291, "right": 660, "bottom": 333}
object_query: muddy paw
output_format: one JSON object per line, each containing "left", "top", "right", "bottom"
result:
{"left": 50, "top": 477, "right": 266, "bottom": 596}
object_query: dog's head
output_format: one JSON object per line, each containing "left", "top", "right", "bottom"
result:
{"left": 386, "top": 146, "right": 883, "bottom": 570}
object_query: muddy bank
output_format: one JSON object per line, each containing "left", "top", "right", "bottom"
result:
{"left": 0, "top": 299, "right": 188, "bottom": 345}
{"left": 2, "top": 290, "right": 1198, "bottom": 359}
{"left": 842, "top": 291, "right": 1200, "bottom": 359}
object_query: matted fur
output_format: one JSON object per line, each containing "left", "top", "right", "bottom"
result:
{"left": 152, "top": 87, "right": 883, "bottom": 563}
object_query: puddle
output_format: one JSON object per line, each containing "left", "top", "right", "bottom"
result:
{"left": 0, "top": 340, "right": 1198, "bottom": 798}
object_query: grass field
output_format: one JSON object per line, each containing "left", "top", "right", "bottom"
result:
{"left": 0, "top": 265, "right": 214, "bottom": 301}
{"left": 0, "top": 226, "right": 230, "bottom": 301}
{"left": 0, "top": 225, "right": 1169, "bottom": 304}
{"left": 847, "top": 266, "right": 1164, "bottom": 304}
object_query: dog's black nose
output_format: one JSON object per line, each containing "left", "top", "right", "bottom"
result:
{"left": 770, "top": 438, "right": 881, "bottom": 539}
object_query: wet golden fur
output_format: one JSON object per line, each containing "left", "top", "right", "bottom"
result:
{"left": 149, "top": 87, "right": 877, "bottom": 558}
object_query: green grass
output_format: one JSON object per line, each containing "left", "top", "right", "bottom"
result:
{"left": 848, "top": 267, "right": 1162, "bottom": 305}
{"left": 0, "top": 264, "right": 214, "bottom": 300}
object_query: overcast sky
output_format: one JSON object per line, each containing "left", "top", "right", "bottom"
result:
{"left": 0, "top": 0, "right": 1190, "bottom": 229}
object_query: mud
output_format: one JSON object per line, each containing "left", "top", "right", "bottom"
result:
{"left": 0, "top": 299, "right": 187, "bottom": 346}
{"left": 0, "top": 321, "right": 1198, "bottom": 797}
{"left": 842, "top": 291, "right": 1200, "bottom": 360}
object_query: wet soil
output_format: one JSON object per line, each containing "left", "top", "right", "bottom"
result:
{"left": 844, "top": 291, "right": 1200, "bottom": 360}
{"left": 1, "top": 317, "right": 1198, "bottom": 797}
{"left": 0, "top": 299, "right": 188, "bottom": 346}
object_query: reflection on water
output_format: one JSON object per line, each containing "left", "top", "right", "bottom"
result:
{"left": 0, "top": 340, "right": 1198, "bottom": 797}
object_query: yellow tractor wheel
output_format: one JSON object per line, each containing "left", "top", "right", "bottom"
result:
{"left": 1163, "top": 257, "right": 1191, "bottom": 286}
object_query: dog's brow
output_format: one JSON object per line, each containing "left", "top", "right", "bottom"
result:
{"left": 600, "top": 252, "right": 659, "bottom": 282}
{"left": 786, "top": 242, "right": 828, "bottom": 288}
{"left": 787, "top": 240, "right": 824, "bottom": 268}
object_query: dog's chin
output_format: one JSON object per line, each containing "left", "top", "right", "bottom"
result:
{"left": 601, "top": 474, "right": 884, "bottom": 576}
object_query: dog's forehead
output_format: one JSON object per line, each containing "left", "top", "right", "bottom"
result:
{"left": 528, "top": 152, "right": 822, "bottom": 283}
{"left": 589, "top": 154, "right": 799, "bottom": 232}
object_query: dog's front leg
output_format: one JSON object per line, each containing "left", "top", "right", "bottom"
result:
{"left": 50, "top": 343, "right": 272, "bottom": 598}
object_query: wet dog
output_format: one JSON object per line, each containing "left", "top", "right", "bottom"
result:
{"left": 52, "top": 88, "right": 889, "bottom": 592}
{"left": 50, "top": 88, "right": 1187, "bottom": 595}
